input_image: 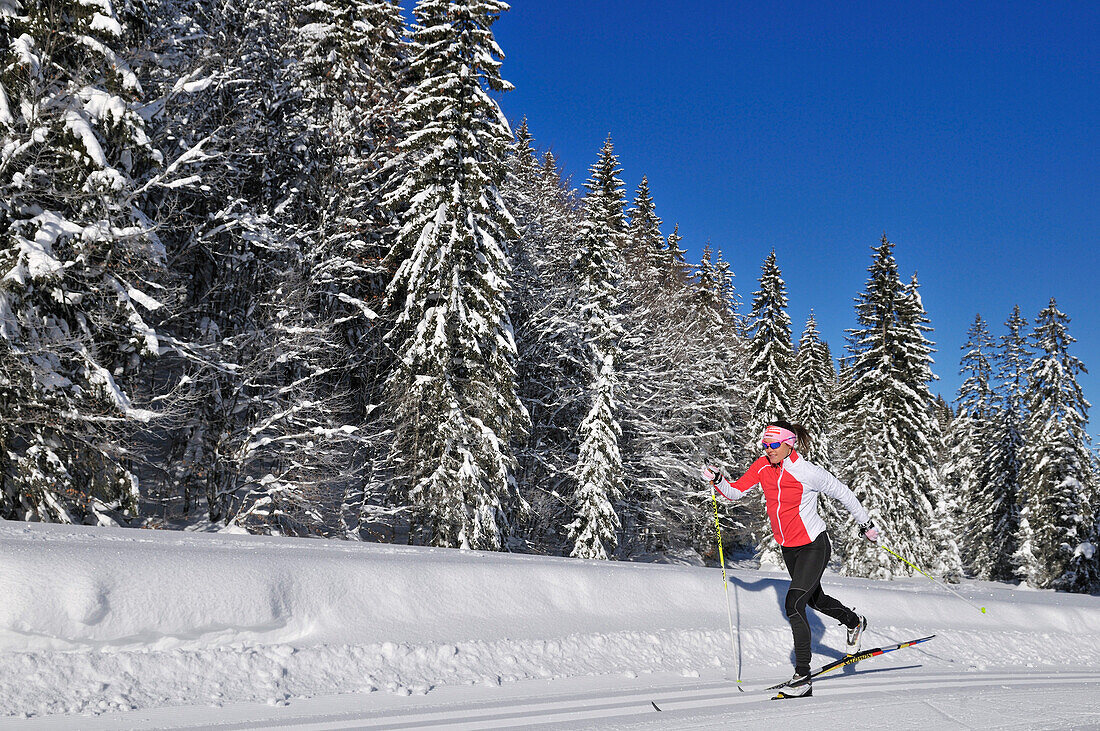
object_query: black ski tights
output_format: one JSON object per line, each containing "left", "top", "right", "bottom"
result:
{"left": 781, "top": 532, "right": 859, "bottom": 676}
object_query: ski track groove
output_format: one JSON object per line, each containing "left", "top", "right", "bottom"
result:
{"left": 147, "top": 671, "right": 1100, "bottom": 730}
{"left": 919, "top": 697, "right": 976, "bottom": 730}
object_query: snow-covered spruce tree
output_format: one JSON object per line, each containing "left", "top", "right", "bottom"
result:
{"left": 945, "top": 314, "right": 1002, "bottom": 576}
{"left": 714, "top": 248, "right": 743, "bottom": 334}
{"left": 222, "top": 271, "right": 360, "bottom": 536}
{"left": 835, "top": 238, "right": 943, "bottom": 578}
{"left": 933, "top": 395, "right": 954, "bottom": 435}
{"left": 626, "top": 175, "right": 663, "bottom": 269}
{"left": 793, "top": 313, "right": 837, "bottom": 468}
{"left": 565, "top": 135, "right": 627, "bottom": 560}
{"left": 744, "top": 250, "right": 794, "bottom": 564}
{"left": 383, "top": 0, "right": 526, "bottom": 550}
{"left": 136, "top": 0, "right": 366, "bottom": 531}
{"left": 902, "top": 274, "right": 961, "bottom": 580}
{"left": 617, "top": 219, "right": 752, "bottom": 557}
{"left": 616, "top": 176, "right": 750, "bottom": 558}
{"left": 662, "top": 223, "right": 693, "bottom": 290}
{"left": 612, "top": 176, "right": 665, "bottom": 552}
{"left": 792, "top": 313, "right": 847, "bottom": 561}
{"left": 0, "top": 0, "right": 169, "bottom": 523}
{"left": 746, "top": 250, "right": 794, "bottom": 440}
{"left": 503, "top": 122, "right": 588, "bottom": 551}
{"left": 161, "top": 0, "right": 405, "bottom": 537}
{"left": 138, "top": 0, "right": 294, "bottom": 524}
{"left": 1015, "top": 299, "right": 1096, "bottom": 591}
{"left": 277, "top": 0, "right": 409, "bottom": 539}
{"left": 685, "top": 243, "right": 754, "bottom": 552}
{"left": 975, "top": 305, "right": 1029, "bottom": 580}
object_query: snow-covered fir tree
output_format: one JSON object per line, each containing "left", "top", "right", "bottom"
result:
{"left": 1015, "top": 299, "right": 1096, "bottom": 591}
{"left": 975, "top": 305, "right": 1030, "bottom": 580}
{"left": 626, "top": 175, "right": 663, "bottom": 272}
{"left": 661, "top": 223, "right": 692, "bottom": 291}
{"left": 744, "top": 250, "right": 794, "bottom": 563}
{"left": 134, "top": 0, "right": 368, "bottom": 530}
{"left": 503, "top": 122, "right": 588, "bottom": 550}
{"left": 694, "top": 245, "right": 724, "bottom": 340}
{"left": 223, "top": 272, "right": 359, "bottom": 536}
{"left": 714, "top": 248, "right": 743, "bottom": 333}
{"left": 382, "top": 0, "right": 526, "bottom": 550}
{"left": 618, "top": 221, "right": 751, "bottom": 557}
{"left": 0, "top": 0, "right": 168, "bottom": 524}
{"left": 279, "top": 0, "right": 408, "bottom": 539}
{"left": 566, "top": 136, "right": 626, "bottom": 559}
{"left": 176, "top": 0, "right": 407, "bottom": 537}
{"left": 792, "top": 313, "right": 846, "bottom": 560}
{"left": 746, "top": 251, "right": 794, "bottom": 440}
{"left": 614, "top": 176, "right": 666, "bottom": 551}
{"left": 946, "top": 314, "right": 1004, "bottom": 577}
{"left": 793, "top": 312, "right": 837, "bottom": 468}
{"left": 906, "top": 274, "right": 962, "bottom": 579}
{"left": 139, "top": 0, "right": 295, "bottom": 524}
{"left": 835, "top": 238, "right": 942, "bottom": 578}
{"left": 688, "top": 243, "right": 754, "bottom": 550}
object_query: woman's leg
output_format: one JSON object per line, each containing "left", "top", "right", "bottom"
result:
{"left": 782, "top": 532, "right": 862, "bottom": 675}
{"left": 804, "top": 535, "right": 861, "bottom": 629}
{"left": 781, "top": 534, "right": 832, "bottom": 677}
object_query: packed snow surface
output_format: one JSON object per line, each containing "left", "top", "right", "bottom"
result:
{"left": 1, "top": 520, "right": 1098, "bottom": 729}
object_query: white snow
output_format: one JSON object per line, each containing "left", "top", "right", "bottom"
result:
{"left": 78, "top": 86, "right": 127, "bottom": 124}
{"left": 0, "top": 81, "right": 12, "bottom": 127}
{"left": 11, "top": 34, "right": 39, "bottom": 75}
{"left": 125, "top": 285, "right": 163, "bottom": 311}
{"left": 76, "top": 34, "right": 140, "bottom": 92}
{"left": 83, "top": 358, "right": 156, "bottom": 422}
{"left": 88, "top": 13, "right": 123, "bottom": 38}
{"left": 170, "top": 69, "right": 214, "bottom": 95}
{"left": 3, "top": 210, "right": 81, "bottom": 283}
{"left": 0, "top": 521, "right": 1098, "bottom": 728}
{"left": 64, "top": 108, "right": 108, "bottom": 167}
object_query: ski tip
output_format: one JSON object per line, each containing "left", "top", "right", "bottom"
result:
{"left": 651, "top": 701, "right": 662, "bottom": 712}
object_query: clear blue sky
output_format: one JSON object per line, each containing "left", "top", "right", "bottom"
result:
{"left": 485, "top": 1, "right": 1099, "bottom": 438}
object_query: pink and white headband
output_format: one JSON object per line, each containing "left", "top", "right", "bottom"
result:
{"left": 762, "top": 425, "right": 797, "bottom": 446}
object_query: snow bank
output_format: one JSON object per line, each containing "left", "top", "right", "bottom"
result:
{"left": 0, "top": 521, "right": 723, "bottom": 652}
{"left": 1, "top": 520, "right": 1098, "bottom": 719}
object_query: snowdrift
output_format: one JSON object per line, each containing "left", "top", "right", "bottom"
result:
{"left": 1, "top": 520, "right": 1099, "bottom": 718}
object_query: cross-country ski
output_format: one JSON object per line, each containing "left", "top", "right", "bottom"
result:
{"left": 767, "top": 635, "right": 935, "bottom": 698}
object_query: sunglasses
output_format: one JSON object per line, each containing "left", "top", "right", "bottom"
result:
{"left": 761, "top": 441, "right": 789, "bottom": 449}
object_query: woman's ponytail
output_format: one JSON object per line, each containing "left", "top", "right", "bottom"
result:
{"left": 792, "top": 423, "right": 813, "bottom": 456}
{"left": 767, "top": 419, "right": 814, "bottom": 456}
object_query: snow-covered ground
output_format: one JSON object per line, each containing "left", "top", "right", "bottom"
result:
{"left": 2, "top": 521, "right": 1099, "bottom": 729}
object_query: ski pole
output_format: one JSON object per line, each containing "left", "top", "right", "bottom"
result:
{"left": 710, "top": 485, "right": 743, "bottom": 690}
{"left": 878, "top": 542, "right": 987, "bottom": 614}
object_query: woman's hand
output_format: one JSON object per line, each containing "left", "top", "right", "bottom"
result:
{"left": 701, "top": 465, "right": 723, "bottom": 484}
{"left": 859, "top": 521, "right": 880, "bottom": 542}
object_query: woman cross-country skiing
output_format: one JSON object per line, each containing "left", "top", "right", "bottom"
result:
{"left": 702, "top": 420, "right": 880, "bottom": 698}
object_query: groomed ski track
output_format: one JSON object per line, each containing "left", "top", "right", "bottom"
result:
{"left": 8, "top": 669, "right": 1098, "bottom": 729}
{"left": 2, "top": 522, "right": 1099, "bottom": 728}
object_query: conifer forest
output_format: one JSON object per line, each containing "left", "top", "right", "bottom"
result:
{"left": 1, "top": 0, "right": 1097, "bottom": 593}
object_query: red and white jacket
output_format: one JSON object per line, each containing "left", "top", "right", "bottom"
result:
{"left": 714, "top": 451, "right": 870, "bottom": 548}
